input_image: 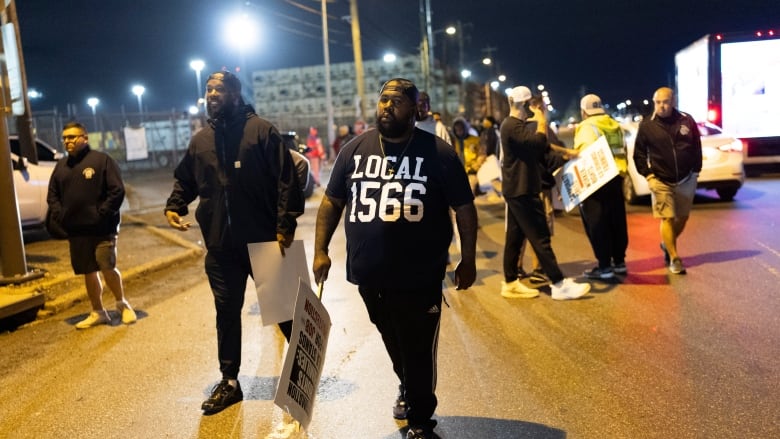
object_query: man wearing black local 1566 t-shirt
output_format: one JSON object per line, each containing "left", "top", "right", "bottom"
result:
{"left": 312, "top": 78, "right": 478, "bottom": 439}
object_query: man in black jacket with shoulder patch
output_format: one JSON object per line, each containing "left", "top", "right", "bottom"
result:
{"left": 634, "top": 87, "right": 702, "bottom": 274}
{"left": 47, "top": 122, "right": 137, "bottom": 329}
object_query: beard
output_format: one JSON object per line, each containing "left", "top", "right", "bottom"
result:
{"left": 207, "top": 99, "right": 237, "bottom": 120}
{"left": 376, "top": 111, "right": 411, "bottom": 138}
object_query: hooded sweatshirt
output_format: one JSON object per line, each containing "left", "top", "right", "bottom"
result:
{"left": 574, "top": 113, "right": 627, "bottom": 174}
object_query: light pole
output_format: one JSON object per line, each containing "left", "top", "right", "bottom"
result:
{"left": 87, "top": 97, "right": 99, "bottom": 132}
{"left": 190, "top": 59, "right": 205, "bottom": 110}
{"left": 434, "top": 25, "right": 457, "bottom": 122}
{"left": 132, "top": 85, "right": 145, "bottom": 123}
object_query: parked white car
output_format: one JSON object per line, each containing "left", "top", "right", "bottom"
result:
{"left": 11, "top": 152, "right": 54, "bottom": 228}
{"left": 622, "top": 121, "right": 745, "bottom": 203}
{"left": 9, "top": 135, "right": 63, "bottom": 165}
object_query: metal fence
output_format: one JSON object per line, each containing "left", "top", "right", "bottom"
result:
{"left": 20, "top": 109, "right": 204, "bottom": 172}
{"left": 20, "top": 108, "right": 355, "bottom": 171}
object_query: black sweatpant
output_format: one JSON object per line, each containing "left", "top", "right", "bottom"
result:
{"left": 358, "top": 285, "right": 441, "bottom": 429}
{"left": 205, "top": 247, "right": 292, "bottom": 380}
{"left": 578, "top": 176, "right": 629, "bottom": 268}
{"left": 504, "top": 194, "right": 564, "bottom": 283}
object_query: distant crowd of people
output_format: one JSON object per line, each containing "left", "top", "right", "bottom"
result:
{"left": 48, "top": 68, "right": 701, "bottom": 439}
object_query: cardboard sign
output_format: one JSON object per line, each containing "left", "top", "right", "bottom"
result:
{"left": 274, "top": 280, "right": 331, "bottom": 430}
{"left": 559, "top": 136, "right": 619, "bottom": 211}
{"left": 248, "top": 240, "right": 310, "bottom": 326}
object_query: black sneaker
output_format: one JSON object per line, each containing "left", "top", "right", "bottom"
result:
{"left": 393, "top": 385, "right": 408, "bottom": 420}
{"left": 406, "top": 421, "right": 437, "bottom": 439}
{"left": 612, "top": 262, "right": 627, "bottom": 274}
{"left": 202, "top": 379, "right": 243, "bottom": 415}
{"left": 528, "top": 269, "right": 549, "bottom": 284}
{"left": 583, "top": 266, "right": 615, "bottom": 279}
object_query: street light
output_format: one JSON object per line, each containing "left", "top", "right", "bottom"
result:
{"left": 132, "top": 84, "right": 145, "bottom": 123}
{"left": 190, "top": 59, "right": 205, "bottom": 108}
{"left": 87, "top": 97, "right": 99, "bottom": 132}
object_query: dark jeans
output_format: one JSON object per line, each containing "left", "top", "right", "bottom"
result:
{"left": 358, "top": 285, "right": 441, "bottom": 428}
{"left": 205, "top": 247, "right": 292, "bottom": 380}
{"left": 578, "top": 176, "right": 629, "bottom": 268}
{"left": 504, "top": 194, "right": 564, "bottom": 283}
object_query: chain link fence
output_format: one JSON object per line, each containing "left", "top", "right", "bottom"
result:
{"left": 22, "top": 109, "right": 204, "bottom": 172}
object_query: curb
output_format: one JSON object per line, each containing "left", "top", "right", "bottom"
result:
{"left": 37, "top": 214, "right": 204, "bottom": 317}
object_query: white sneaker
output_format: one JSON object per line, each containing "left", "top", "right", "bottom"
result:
{"left": 75, "top": 310, "right": 111, "bottom": 329}
{"left": 117, "top": 301, "right": 137, "bottom": 324}
{"left": 501, "top": 279, "right": 540, "bottom": 299}
{"left": 550, "top": 278, "right": 590, "bottom": 300}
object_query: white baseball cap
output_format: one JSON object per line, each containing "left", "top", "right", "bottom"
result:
{"left": 580, "top": 94, "right": 605, "bottom": 116}
{"left": 508, "top": 86, "right": 532, "bottom": 104}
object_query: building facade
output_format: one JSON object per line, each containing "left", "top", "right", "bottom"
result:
{"left": 250, "top": 54, "right": 460, "bottom": 136}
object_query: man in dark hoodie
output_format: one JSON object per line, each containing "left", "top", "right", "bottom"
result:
{"left": 164, "top": 71, "right": 303, "bottom": 415}
{"left": 47, "top": 121, "right": 137, "bottom": 329}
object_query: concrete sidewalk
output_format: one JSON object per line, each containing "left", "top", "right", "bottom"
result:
{"left": 0, "top": 169, "right": 203, "bottom": 321}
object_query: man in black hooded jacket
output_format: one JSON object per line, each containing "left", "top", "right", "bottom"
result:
{"left": 164, "top": 71, "right": 302, "bottom": 415}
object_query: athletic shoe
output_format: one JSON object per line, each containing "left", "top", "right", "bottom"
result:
{"left": 516, "top": 268, "right": 529, "bottom": 280}
{"left": 407, "top": 420, "right": 437, "bottom": 439}
{"left": 550, "top": 278, "right": 590, "bottom": 300}
{"left": 500, "top": 280, "right": 540, "bottom": 299}
{"left": 75, "top": 310, "right": 111, "bottom": 329}
{"left": 583, "top": 266, "right": 615, "bottom": 279}
{"left": 202, "top": 380, "right": 243, "bottom": 415}
{"left": 612, "top": 262, "right": 628, "bottom": 274}
{"left": 528, "top": 269, "right": 550, "bottom": 284}
{"left": 117, "top": 301, "right": 137, "bottom": 325}
{"left": 660, "top": 243, "right": 670, "bottom": 266}
{"left": 669, "top": 258, "right": 687, "bottom": 274}
{"left": 407, "top": 427, "right": 434, "bottom": 439}
{"left": 393, "top": 385, "right": 408, "bottom": 420}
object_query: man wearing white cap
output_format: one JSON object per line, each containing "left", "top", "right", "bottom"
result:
{"left": 573, "top": 93, "right": 629, "bottom": 279}
{"left": 498, "top": 86, "right": 590, "bottom": 300}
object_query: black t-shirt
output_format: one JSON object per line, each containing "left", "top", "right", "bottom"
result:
{"left": 326, "top": 128, "right": 474, "bottom": 290}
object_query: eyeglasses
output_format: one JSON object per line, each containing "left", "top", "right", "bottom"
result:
{"left": 62, "top": 134, "right": 85, "bottom": 141}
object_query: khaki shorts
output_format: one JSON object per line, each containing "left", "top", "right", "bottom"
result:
{"left": 649, "top": 173, "right": 697, "bottom": 219}
{"left": 68, "top": 235, "right": 118, "bottom": 275}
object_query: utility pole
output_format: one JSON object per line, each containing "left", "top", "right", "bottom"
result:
{"left": 0, "top": 0, "right": 45, "bottom": 316}
{"left": 320, "top": 0, "right": 335, "bottom": 150}
{"left": 418, "top": 0, "right": 430, "bottom": 91}
{"left": 349, "top": 0, "right": 365, "bottom": 120}
{"left": 2, "top": 0, "right": 37, "bottom": 164}
{"left": 456, "top": 21, "right": 465, "bottom": 114}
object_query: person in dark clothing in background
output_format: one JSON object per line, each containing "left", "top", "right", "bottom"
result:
{"left": 47, "top": 122, "right": 137, "bottom": 329}
{"left": 480, "top": 116, "right": 500, "bottom": 158}
{"left": 313, "top": 78, "right": 478, "bottom": 439}
{"left": 500, "top": 86, "right": 590, "bottom": 300}
{"left": 164, "top": 71, "right": 303, "bottom": 415}
{"left": 573, "top": 93, "right": 629, "bottom": 280}
{"left": 518, "top": 96, "right": 569, "bottom": 284}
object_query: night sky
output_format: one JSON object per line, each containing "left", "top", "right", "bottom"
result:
{"left": 16, "top": 0, "right": 780, "bottom": 118}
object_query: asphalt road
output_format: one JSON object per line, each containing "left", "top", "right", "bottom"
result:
{"left": 1, "top": 169, "right": 779, "bottom": 439}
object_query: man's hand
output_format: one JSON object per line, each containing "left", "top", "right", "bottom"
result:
{"left": 312, "top": 252, "right": 332, "bottom": 285}
{"left": 165, "top": 210, "right": 191, "bottom": 231}
{"left": 277, "top": 233, "right": 293, "bottom": 256}
{"left": 562, "top": 148, "right": 580, "bottom": 160}
{"left": 453, "top": 260, "right": 477, "bottom": 290}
